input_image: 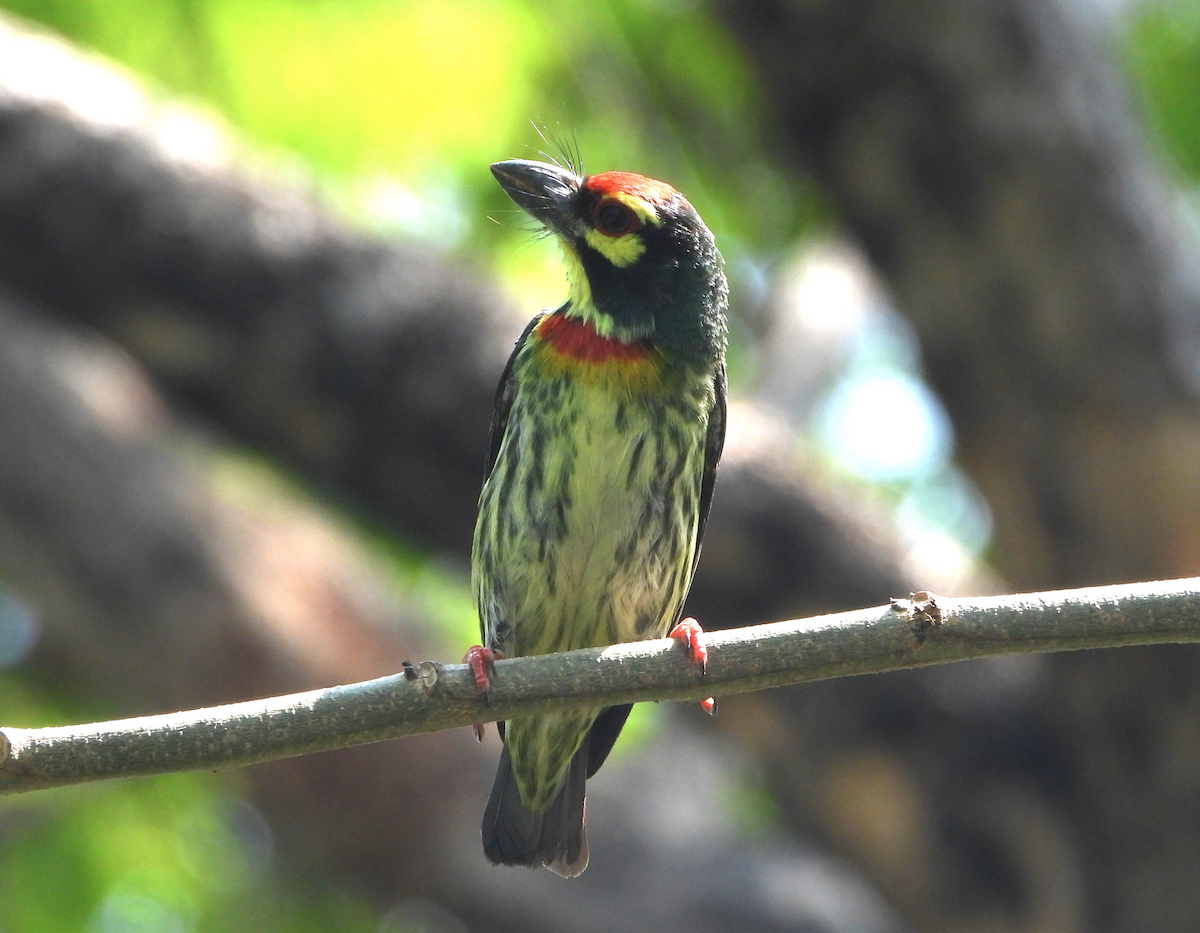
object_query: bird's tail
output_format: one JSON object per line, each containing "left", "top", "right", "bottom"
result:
{"left": 481, "top": 742, "right": 588, "bottom": 878}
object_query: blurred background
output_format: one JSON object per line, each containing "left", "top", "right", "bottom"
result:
{"left": 0, "top": 0, "right": 1199, "bottom": 929}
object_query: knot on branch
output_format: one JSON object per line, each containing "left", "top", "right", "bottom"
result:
{"left": 891, "top": 591, "right": 943, "bottom": 644}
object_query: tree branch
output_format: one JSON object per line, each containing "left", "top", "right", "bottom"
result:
{"left": 3, "top": 576, "right": 1199, "bottom": 795}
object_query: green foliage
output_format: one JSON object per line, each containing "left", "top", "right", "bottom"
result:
{"left": 209, "top": 0, "right": 547, "bottom": 176}
{"left": 0, "top": 0, "right": 818, "bottom": 261}
{"left": 1126, "top": 0, "right": 1200, "bottom": 180}
{"left": 0, "top": 675, "right": 379, "bottom": 933}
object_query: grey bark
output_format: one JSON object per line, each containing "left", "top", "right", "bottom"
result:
{"left": 5, "top": 579, "right": 1200, "bottom": 796}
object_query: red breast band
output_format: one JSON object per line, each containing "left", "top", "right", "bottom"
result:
{"left": 537, "top": 314, "right": 650, "bottom": 363}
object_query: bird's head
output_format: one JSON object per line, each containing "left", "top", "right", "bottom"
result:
{"left": 491, "top": 159, "right": 727, "bottom": 363}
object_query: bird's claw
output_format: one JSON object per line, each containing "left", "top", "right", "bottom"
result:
{"left": 463, "top": 645, "right": 500, "bottom": 692}
{"left": 669, "top": 618, "right": 708, "bottom": 674}
{"left": 464, "top": 646, "right": 504, "bottom": 740}
{"left": 669, "top": 619, "right": 712, "bottom": 714}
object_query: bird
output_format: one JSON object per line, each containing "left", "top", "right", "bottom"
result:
{"left": 466, "top": 156, "right": 728, "bottom": 877}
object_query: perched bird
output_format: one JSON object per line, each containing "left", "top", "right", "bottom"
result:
{"left": 468, "top": 157, "right": 728, "bottom": 877}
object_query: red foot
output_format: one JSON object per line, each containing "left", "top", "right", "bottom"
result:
{"left": 463, "top": 645, "right": 501, "bottom": 691}
{"left": 464, "top": 646, "right": 505, "bottom": 743}
{"left": 669, "top": 618, "right": 708, "bottom": 674}
{"left": 700, "top": 697, "right": 717, "bottom": 716}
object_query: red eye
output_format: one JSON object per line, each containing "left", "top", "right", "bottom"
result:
{"left": 592, "top": 199, "right": 639, "bottom": 236}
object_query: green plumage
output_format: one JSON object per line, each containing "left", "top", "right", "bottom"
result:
{"left": 475, "top": 159, "right": 727, "bottom": 877}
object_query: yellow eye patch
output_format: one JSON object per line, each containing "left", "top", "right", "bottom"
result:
{"left": 607, "top": 190, "right": 661, "bottom": 227}
{"left": 584, "top": 228, "right": 645, "bottom": 268}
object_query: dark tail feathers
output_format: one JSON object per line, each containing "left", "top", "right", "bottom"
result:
{"left": 482, "top": 743, "right": 588, "bottom": 878}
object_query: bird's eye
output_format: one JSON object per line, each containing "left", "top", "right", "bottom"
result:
{"left": 592, "top": 199, "right": 638, "bottom": 236}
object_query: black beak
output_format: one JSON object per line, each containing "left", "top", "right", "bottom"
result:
{"left": 491, "top": 160, "right": 580, "bottom": 237}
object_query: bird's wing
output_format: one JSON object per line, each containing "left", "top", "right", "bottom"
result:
{"left": 689, "top": 363, "right": 727, "bottom": 585}
{"left": 479, "top": 312, "right": 546, "bottom": 653}
{"left": 484, "top": 312, "right": 547, "bottom": 481}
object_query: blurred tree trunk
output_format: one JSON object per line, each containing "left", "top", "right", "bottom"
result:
{"left": 718, "top": 1, "right": 1200, "bottom": 932}
{"left": 721, "top": 0, "right": 1200, "bottom": 589}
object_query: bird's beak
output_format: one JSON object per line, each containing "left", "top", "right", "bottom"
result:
{"left": 491, "top": 160, "right": 580, "bottom": 238}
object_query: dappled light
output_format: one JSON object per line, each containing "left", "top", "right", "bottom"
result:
{"left": 0, "top": 0, "right": 1199, "bottom": 929}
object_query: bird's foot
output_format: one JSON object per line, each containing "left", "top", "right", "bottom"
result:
{"left": 669, "top": 618, "right": 708, "bottom": 673}
{"left": 463, "top": 645, "right": 502, "bottom": 692}
{"left": 463, "top": 646, "right": 505, "bottom": 742}
{"left": 669, "top": 618, "right": 714, "bottom": 714}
